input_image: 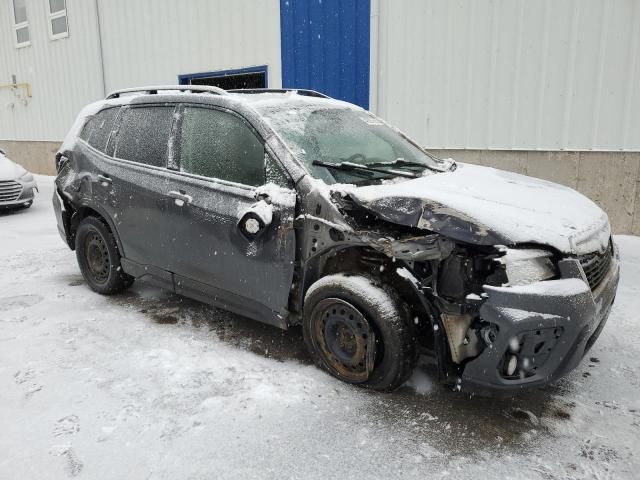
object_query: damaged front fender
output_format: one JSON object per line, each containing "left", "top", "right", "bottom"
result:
{"left": 344, "top": 194, "right": 509, "bottom": 247}
{"left": 358, "top": 232, "right": 453, "bottom": 262}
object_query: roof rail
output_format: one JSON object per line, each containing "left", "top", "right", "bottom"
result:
{"left": 227, "top": 88, "right": 331, "bottom": 99}
{"left": 105, "top": 85, "right": 228, "bottom": 100}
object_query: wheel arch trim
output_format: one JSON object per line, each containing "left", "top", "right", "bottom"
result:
{"left": 70, "top": 201, "right": 125, "bottom": 255}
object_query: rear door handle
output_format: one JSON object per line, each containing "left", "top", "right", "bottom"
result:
{"left": 168, "top": 190, "right": 193, "bottom": 206}
{"left": 97, "top": 174, "right": 112, "bottom": 186}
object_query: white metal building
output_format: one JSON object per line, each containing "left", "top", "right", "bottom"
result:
{"left": 1, "top": 0, "right": 639, "bottom": 233}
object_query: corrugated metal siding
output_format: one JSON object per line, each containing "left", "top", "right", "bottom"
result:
{"left": 3, "top": 0, "right": 638, "bottom": 151}
{"left": 97, "top": 0, "right": 282, "bottom": 94}
{"left": 280, "top": 0, "right": 370, "bottom": 108}
{"left": 0, "top": 0, "right": 281, "bottom": 142}
{"left": 0, "top": 0, "right": 105, "bottom": 141}
{"left": 375, "top": 0, "right": 640, "bottom": 151}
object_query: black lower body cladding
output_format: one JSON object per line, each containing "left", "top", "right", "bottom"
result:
{"left": 460, "top": 246, "right": 620, "bottom": 394}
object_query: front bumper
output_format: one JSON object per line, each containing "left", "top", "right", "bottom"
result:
{"left": 0, "top": 179, "right": 38, "bottom": 208}
{"left": 460, "top": 243, "right": 620, "bottom": 394}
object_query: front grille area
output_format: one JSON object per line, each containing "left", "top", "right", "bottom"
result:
{"left": 0, "top": 180, "right": 22, "bottom": 203}
{"left": 578, "top": 240, "right": 613, "bottom": 291}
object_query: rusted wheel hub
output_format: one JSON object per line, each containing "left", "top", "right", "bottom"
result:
{"left": 85, "top": 231, "right": 110, "bottom": 282}
{"left": 310, "top": 298, "right": 375, "bottom": 383}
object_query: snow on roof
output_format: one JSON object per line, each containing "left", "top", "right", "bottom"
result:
{"left": 59, "top": 96, "right": 135, "bottom": 153}
{"left": 59, "top": 90, "right": 357, "bottom": 155}
{"left": 228, "top": 91, "right": 359, "bottom": 111}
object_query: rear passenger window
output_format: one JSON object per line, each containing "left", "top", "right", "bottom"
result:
{"left": 113, "top": 106, "right": 175, "bottom": 166}
{"left": 179, "top": 106, "right": 265, "bottom": 186}
{"left": 79, "top": 107, "right": 119, "bottom": 153}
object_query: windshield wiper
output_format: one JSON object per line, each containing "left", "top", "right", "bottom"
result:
{"left": 311, "top": 160, "right": 418, "bottom": 178}
{"left": 370, "top": 158, "right": 455, "bottom": 173}
{"left": 366, "top": 159, "right": 430, "bottom": 169}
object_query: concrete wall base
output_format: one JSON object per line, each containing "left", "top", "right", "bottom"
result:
{"left": 0, "top": 140, "right": 59, "bottom": 176}
{"left": 2, "top": 141, "right": 639, "bottom": 234}
{"left": 426, "top": 150, "right": 640, "bottom": 236}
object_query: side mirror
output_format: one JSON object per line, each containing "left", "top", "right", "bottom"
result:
{"left": 238, "top": 200, "right": 273, "bottom": 240}
{"left": 0, "top": 147, "right": 6, "bottom": 156}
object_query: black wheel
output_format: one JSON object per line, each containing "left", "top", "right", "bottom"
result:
{"left": 75, "top": 216, "right": 134, "bottom": 295}
{"left": 303, "top": 274, "right": 418, "bottom": 391}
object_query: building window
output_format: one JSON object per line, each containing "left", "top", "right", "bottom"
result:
{"left": 47, "top": 0, "right": 68, "bottom": 39}
{"left": 11, "top": 0, "right": 30, "bottom": 48}
{"left": 178, "top": 66, "right": 268, "bottom": 90}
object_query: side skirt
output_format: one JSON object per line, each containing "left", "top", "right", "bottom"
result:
{"left": 120, "top": 258, "right": 288, "bottom": 330}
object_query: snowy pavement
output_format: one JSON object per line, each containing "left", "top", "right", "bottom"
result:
{"left": 1, "top": 176, "right": 639, "bottom": 479}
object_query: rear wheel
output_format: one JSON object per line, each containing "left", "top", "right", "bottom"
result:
{"left": 75, "top": 216, "right": 133, "bottom": 294}
{"left": 303, "top": 274, "right": 418, "bottom": 391}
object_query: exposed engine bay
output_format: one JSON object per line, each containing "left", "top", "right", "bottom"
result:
{"left": 289, "top": 181, "right": 619, "bottom": 393}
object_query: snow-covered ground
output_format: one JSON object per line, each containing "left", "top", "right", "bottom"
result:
{"left": 1, "top": 176, "right": 639, "bottom": 479}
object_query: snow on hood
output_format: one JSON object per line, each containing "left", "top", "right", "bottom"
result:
{"left": 340, "top": 163, "right": 610, "bottom": 255}
{"left": 0, "top": 153, "right": 27, "bottom": 181}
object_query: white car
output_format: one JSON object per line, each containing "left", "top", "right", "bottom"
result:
{"left": 0, "top": 148, "right": 38, "bottom": 209}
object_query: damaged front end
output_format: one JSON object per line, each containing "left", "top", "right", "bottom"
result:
{"left": 459, "top": 241, "right": 619, "bottom": 394}
{"left": 301, "top": 186, "right": 620, "bottom": 394}
{"left": 415, "top": 241, "right": 618, "bottom": 394}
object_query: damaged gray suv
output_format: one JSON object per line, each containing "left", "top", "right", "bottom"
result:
{"left": 53, "top": 85, "right": 620, "bottom": 393}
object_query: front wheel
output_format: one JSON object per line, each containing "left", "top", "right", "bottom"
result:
{"left": 303, "top": 274, "right": 418, "bottom": 391}
{"left": 75, "top": 216, "right": 134, "bottom": 295}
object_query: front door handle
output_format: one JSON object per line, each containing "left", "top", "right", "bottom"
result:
{"left": 97, "top": 174, "right": 112, "bottom": 186}
{"left": 168, "top": 190, "right": 193, "bottom": 206}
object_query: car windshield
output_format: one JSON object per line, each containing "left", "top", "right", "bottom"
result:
{"left": 256, "top": 104, "right": 447, "bottom": 185}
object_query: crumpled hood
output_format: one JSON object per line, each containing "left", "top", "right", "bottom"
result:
{"left": 0, "top": 154, "right": 27, "bottom": 181}
{"left": 341, "top": 163, "right": 610, "bottom": 255}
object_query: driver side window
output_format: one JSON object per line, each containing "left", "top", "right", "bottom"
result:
{"left": 179, "top": 106, "right": 265, "bottom": 186}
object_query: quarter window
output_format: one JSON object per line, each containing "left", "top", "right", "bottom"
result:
{"left": 47, "top": 0, "right": 68, "bottom": 39}
{"left": 12, "top": 0, "right": 30, "bottom": 47}
{"left": 179, "top": 107, "right": 265, "bottom": 186}
{"left": 113, "top": 106, "right": 175, "bottom": 167}
{"left": 80, "top": 107, "right": 119, "bottom": 153}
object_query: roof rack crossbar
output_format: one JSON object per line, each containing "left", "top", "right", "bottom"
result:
{"left": 106, "top": 85, "right": 229, "bottom": 100}
{"left": 227, "top": 88, "right": 331, "bottom": 99}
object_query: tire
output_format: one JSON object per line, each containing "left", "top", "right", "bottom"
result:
{"left": 303, "top": 273, "right": 418, "bottom": 391}
{"left": 75, "top": 216, "right": 134, "bottom": 295}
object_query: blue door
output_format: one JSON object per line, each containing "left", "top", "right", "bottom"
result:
{"left": 280, "top": 0, "right": 370, "bottom": 109}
